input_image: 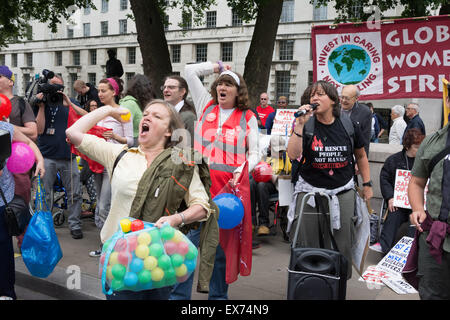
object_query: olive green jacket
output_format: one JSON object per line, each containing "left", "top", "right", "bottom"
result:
{"left": 129, "top": 147, "right": 219, "bottom": 292}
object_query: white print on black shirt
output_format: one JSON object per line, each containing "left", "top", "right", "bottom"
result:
{"left": 311, "top": 136, "right": 349, "bottom": 170}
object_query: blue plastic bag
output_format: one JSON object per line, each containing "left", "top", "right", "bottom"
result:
{"left": 21, "top": 176, "right": 63, "bottom": 278}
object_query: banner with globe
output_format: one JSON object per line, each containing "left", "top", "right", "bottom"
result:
{"left": 312, "top": 15, "right": 450, "bottom": 100}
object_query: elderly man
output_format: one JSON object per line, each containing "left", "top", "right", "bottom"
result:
{"left": 256, "top": 92, "right": 275, "bottom": 128}
{"left": 340, "top": 85, "right": 372, "bottom": 156}
{"left": 403, "top": 102, "right": 425, "bottom": 142}
{"left": 389, "top": 105, "right": 407, "bottom": 145}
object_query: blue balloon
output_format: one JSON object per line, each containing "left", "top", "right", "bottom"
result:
{"left": 213, "top": 193, "right": 244, "bottom": 229}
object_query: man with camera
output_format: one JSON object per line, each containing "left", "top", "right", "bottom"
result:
{"left": 35, "top": 72, "right": 87, "bottom": 239}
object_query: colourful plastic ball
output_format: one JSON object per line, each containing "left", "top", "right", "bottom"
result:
{"left": 184, "top": 259, "right": 196, "bottom": 273}
{"left": 131, "top": 219, "right": 145, "bottom": 232}
{"left": 151, "top": 267, "right": 165, "bottom": 282}
{"left": 130, "top": 258, "right": 144, "bottom": 273}
{"left": 111, "top": 278, "right": 124, "bottom": 291}
{"left": 171, "top": 253, "right": 184, "bottom": 268}
{"left": 185, "top": 246, "right": 198, "bottom": 260}
{"left": 102, "top": 240, "right": 111, "bottom": 252}
{"left": 135, "top": 244, "right": 150, "bottom": 259}
{"left": 138, "top": 270, "right": 152, "bottom": 284}
{"left": 161, "top": 225, "right": 175, "bottom": 240}
{"left": 106, "top": 266, "right": 114, "bottom": 280}
{"left": 164, "top": 241, "right": 177, "bottom": 255}
{"left": 158, "top": 255, "right": 172, "bottom": 270}
{"left": 172, "top": 230, "right": 184, "bottom": 243}
{"left": 177, "top": 274, "right": 190, "bottom": 283}
{"left": 164, "top": 268, "right": 176, "bottom": 281}
{"left": 137, "top": 232, "right": 151, "bottom": 246}
{"left": 149, "top": 243, "right": 163, "bottom": 258}
{"left": 120, "top": 219, "right": 132, "bottom": 233}
{"left": 175, "top": 264, "right": 188, "bottom": 277}
{"left": 108, "top": 252, "right": 119, "bottom": 266}
{"left": 126, "top": 235, "right": 138, "bottom": 252}
{"left": 114, "top": 238, "right": 128, "bottom": 251}
{"left": 149, "top": 228, "right": 161, "bottom": 243}
{"left": 111, "top": 264, "right": 126, "bottom": 279}
{"left": 118, "top": 251, "right": 132, "bottom": 265}
{"left": 177, "top": 241, "right": 190, "bottom": 255}
{"left": 124, "top": 272, "right": 138, "bottom": 287}
{"left": 144, "top": 256, "right": 158, "bottom": 271}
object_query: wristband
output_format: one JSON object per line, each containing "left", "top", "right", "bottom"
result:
{"left": 178, "top": 212, "right": 186, "bottom": 228}
{"left": 293, "top": 131, "right": 303, "bottom": 138}
{"left": 217, "top": 60, "right": 224, "bottom": 73}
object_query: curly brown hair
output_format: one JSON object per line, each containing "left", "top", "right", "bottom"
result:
{"left": 403, "top": 128, "right": 425, "bottom": 150}
{"left": 210, "top": 73, "right": 249, "bottom": 111}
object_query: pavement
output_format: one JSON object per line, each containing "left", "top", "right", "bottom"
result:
{"left": 13, "top": 199, "right": 420, "bottom": 301}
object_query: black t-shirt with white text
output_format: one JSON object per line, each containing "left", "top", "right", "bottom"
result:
{"left": 299, "top": 117, "right": 364, "bottom": 189}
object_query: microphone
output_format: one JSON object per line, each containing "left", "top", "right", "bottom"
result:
{"left": 294, "top": 103, "right": 318, "bottom": 118}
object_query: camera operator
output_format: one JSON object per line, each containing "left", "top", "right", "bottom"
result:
{"left": 35, "top": 73, "right": 87, "bottom": 240}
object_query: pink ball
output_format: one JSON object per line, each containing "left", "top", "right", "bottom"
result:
{"left": 114, "top": 238, "right": 127, "bottom": 252}
{"left": 118, "top": 250, "right": 132, "bottom": 265}
{"left": 177, "top": 242, "right": 190, "bottom": 256}
{"left": 164, "top": 241, "right": 177, "bottom": 255}
{"left": 126, "top": 236, "right": 138, "bottom": 252}
{"left": 177, "top": 274, "right": 190, "bottom": 283}
{"left": 6, "top": 142, "right": 35, "bottom": 174}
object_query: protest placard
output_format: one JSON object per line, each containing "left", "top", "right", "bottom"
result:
{"left": 270, "top": 109, "right": 295, "bottom": 136}
{"left": 393, "top": 169, "right": 428, "bottom": 209}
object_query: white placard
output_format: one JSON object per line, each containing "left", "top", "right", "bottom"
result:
{"left": 393, "top": 169, "right": 428, "bottom": 209}
{"left": 277, "top": 177, "right": 293, "bottom": 206}
{"left": 270, "top": 109, "right": 295, "bottom": 136}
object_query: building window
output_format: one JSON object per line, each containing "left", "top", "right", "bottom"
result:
{"left": 23, "top": 74, "right": 30, "bottom": 95}
{"left": 11, "top": 53, "right": 17, "bottom": 67}
{"left": 164, "top": 14, "right": 169, "bottom": 31}
{"left": 119, "top": 20, "right": 127, "bottom": 34}
{"left": 312, "top": 0, "right": 327, "bottom": 21}
{"left": 308, "top": 71, "right": 314, "bottom": 86}
{"left": 120, "top": 0, "right": 128, "bottom": 11}
{"left": 171, "top": 45, "right": 181, "bottom": 63}
{"left": 88, "top": 73, "right": 96, "bottom": 86}
{"left": 127, "top": 47, "right": 136, "bottom": 64}
{"left": 280, "top": 0, "right": 294, "bottom": 23}
{"left": 70, "top": 73, "right": 78, "bottom": 97}
{"left": 83, "top": 23, "right": 90, "bottom": 37}
{"left": 101, "top": 0, "right": 108, "bottom": 13}
{"left": 279, "top": 40, "right": 294, "bottom": 60}
{"left": 84, "top": 5, "right": 91, "bottom": 15}
{"left": 276, "top": 71, "right": 290, "bottom": 101}
{"left": 350, "top": 4, "right": 363, "bottom": 19}
{"left": 182, "top": 11, "right": 192, "bottom": 30}
{"left": 67, "top": 27, "right": 74, "bottom": 38}
{"left": 232, "top": 10, "right": 242, "bottom": 26}
{"left": 206, "top": 11, "right": 217, "bottom": 28}
{"left": 55, "top": 51, "right": 63, "bottom": 66}
{"left": 72, "top": 50, "right": 80, "bottom": 66}
{"left": 89, "top": 49, "right": 97, "bottom": 65}
{"left": 126, "top": 72, "right": 135, "bottom": 85}
{"left": 0, "top": 55, "right": 4, "bottom": 65}
{"left": 196, "top": 44, "right": 208, "bottom": 62}
{"left": 221, "top": 42, "right": 233, "bottom": 62}
{"left": 101, "top": 21, "right": 108, "bottom": 36}
{"left": 25, "top": 25, "right": 33, "bottom": 40}
{"left": 26, "top": 53, "right": 33, "bottom": 67}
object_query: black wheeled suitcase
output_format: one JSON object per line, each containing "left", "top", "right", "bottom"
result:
{"left": 287, "top": 192, "right": 348, "bottom": 300}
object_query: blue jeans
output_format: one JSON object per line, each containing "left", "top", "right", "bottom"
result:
{"left": 169, "top": 226, "right": 228, "bottom": 300}
{"left": 169, "top": 227, "right": 201, "bottom": 300}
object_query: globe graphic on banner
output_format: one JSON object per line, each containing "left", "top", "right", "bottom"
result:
{"left": 328, "top": 45, "right": 371, "bottom": 85}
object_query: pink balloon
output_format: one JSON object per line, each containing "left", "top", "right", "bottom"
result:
{"left": 164, "top": 241, "right": 177, "bottom": 255}
{"left": 6, "top": 142, "right": 35, "bottom": 174}
{"left": 177, "top": 242, "right": 189, "bottom": 256}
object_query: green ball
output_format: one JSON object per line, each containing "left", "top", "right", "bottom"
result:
{"left": 158, "top": 255, "right": 172, "bottom": 270}
{"left": 149, "top": 243, "right": 164, "bottom": 258}
{"left": 171, "top": 253, "right": 184, "bottom": 268}
{"left": 165, "top": 267, "right": 176, "bottom": 281}
{"left": 161, "top": 225, "right": 175, "bottom": 240}
{"left": 111, "top": 264, "right": 126, "bottom": 279}
{"left": 185, "top": 245, "right": 198, "bottom": 260}
{"left": 138, "top": 270, "right": 152, "bottom": 284}
{"left": 102, "top": 240, "right": 111, "bottom": 252}
{"left": 111, "top": 278, "right": 124, "bottom": 291}
{"left": 149, "top": 228, "right": 161, "bottom": 243}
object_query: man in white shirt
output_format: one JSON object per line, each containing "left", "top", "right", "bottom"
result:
{"left": 389, "top": 105, "right": 407, "bottom": 145}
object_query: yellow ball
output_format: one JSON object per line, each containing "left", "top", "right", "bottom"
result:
{"left": 144, "top": 256, "right": 157, "bottom": 271}
{"left": 121, "top": 112, "right": 131, "bottom": 122}
{"left": 135, "top": 244, "right": 149, "bottom": 259}
{"left": 137, "top": 232, "right": 151, "bottom": 246}
{"left": 151, "top": 267, "right": 164, "bottom": 282}
{"left": 172, "top": 230, "right": 184, "bottom": 243}
{"left": 106, "top": 266, "right": 114, "bottom": 280}
{"left": 175, "top": 264, "right": 187, "bottom": 277}
{"left": 109, "top": 252, "right": 119, "bottom": 266}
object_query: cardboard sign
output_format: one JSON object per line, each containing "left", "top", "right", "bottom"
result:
{"left": 393, "top": 169, "right": 428, "bottom": 209}
{"left": 271, "top": 109, "right": 295, "bottom": 136}
{"left": 376, "top": 236, "right": 413, "bottom": 276}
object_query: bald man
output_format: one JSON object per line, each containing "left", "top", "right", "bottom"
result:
{"left": 340, "top": 85, "right": 372, "bottom": 156}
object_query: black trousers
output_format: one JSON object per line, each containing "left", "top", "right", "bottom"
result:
{"left": 379, "top": 208, "right": 414, "bottom": 254}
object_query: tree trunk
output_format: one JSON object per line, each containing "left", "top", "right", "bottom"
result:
{"left": 243, "top": 0, "right": 283, "bottom": 109}
{"left": 130, "top": 0, "right": 172, "bottom": 97}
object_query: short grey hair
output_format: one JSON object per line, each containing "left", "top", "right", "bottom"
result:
{"left": 407, "top": 103, "right": 419, "bottom": 112}
{"left": 391, "top": 105, "right": 405, "bottom": 117}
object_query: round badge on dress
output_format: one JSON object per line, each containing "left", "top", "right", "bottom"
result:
{"left": 206, "top": 113, "right": 216, "bottom": 122}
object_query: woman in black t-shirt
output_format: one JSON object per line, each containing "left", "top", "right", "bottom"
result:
{"left": 287, "top": 81, "right": 373, "bottom": 280}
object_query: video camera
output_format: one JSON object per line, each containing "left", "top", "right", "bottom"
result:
{"left": 26, "top": 69, "right": 64, "bottom": 108}
{"left": 0, "top": 129, "right": 11, "bottom": 171}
